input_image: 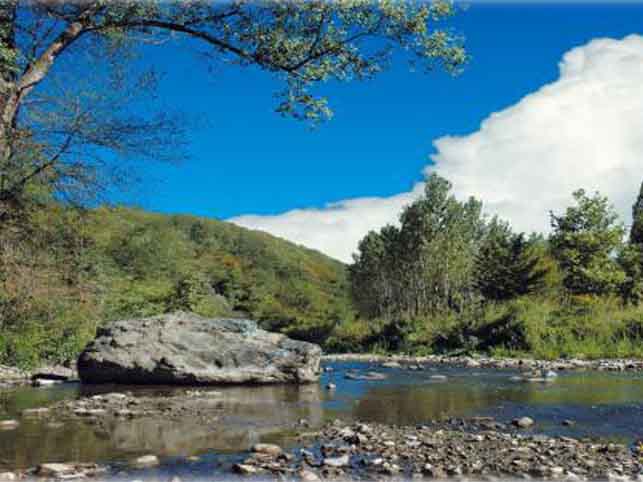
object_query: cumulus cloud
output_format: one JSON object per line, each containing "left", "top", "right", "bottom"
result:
{"left": 231, "top": 35, "right": 643, "bottom": 263}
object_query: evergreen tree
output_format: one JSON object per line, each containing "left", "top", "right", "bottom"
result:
{"left": 474, "top": 217, "right": 547, "bottom": 301}
{"left": 620, "top": 180, "right": 643, "bottom": 304}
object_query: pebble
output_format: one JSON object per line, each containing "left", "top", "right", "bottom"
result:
{"left": 323, "top": 454, "right": 350, "bottom": 467}
{"left": 233, "top": 463, "right": 258, "bottom": 475}
{"left": 326, "top": 383, "right": 336, "bottom": 390}
{"left": 299, "top": 469, "right": 321, "bottom": 481}
{"left": 132, "top": 454, "right": 159, "bottom": 468}
{"left": 37, "top": 463, "right": 76, "bottom": 477}
{"left": 251, "top": 443, "right": 282, "bottom": 456}
{"left": 513, "top": 417, "right": 535, "bottom": 428}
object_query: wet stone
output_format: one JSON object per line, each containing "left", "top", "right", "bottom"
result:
{"left": 132, "top": 454, "right": 160, "bottom": 468}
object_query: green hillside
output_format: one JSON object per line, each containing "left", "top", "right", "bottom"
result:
{"left": 0, "top": 206, "right": 354, "bottom": 368}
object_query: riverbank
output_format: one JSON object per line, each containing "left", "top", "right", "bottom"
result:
{"left": 322, "top": 353, "right": 643, "bottom": 372}
{"left": 2, "top": 416, "right": 642, "bottom": 481}
{"left": 243, "top": 418, "right": 643, "bottom": 481}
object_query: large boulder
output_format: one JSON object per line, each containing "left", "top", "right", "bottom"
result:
{"left": 77, "top": 312, "right": 321, "bottom": 385}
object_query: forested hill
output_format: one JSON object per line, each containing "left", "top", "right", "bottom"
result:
{"left": 0, "top": 206, "right": 354, "bottom": 367}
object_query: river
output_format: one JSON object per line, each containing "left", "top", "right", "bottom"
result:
{"left": 1, "top": 361, "right": 643, "bottom": 477}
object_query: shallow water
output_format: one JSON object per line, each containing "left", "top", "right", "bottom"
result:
{"left": 1, "top": 362, "right": 643, "bottom": 473}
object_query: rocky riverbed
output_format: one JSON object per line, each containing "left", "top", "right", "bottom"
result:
{"left": 233, "top": 417, "right": 643, "bottom": 481}
{"left": 3, "top": 416, "right": 643, "bottom": 481}
{"left": 323, "top": 354, "right": 643, "bottom": 373}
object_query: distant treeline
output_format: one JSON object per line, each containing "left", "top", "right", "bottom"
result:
{"left": 2, "top": 175, "right": 643, "bottom": 368}
{"left": 338, "top": 174, "right": 643, "bottom": 358}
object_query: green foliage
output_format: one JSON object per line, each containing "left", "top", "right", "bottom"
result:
{"left": 631, "top": 180, "right": 643, "bottom": 245}
{"left": 0, "top": 205, "right": 353, "bottom": 368}
{"left": 474, "top": 217, "right": 548, "bottom": 301}
{"left": 350, "top": 174, "right": 485, "bottom": 321}
{"left": 348, "top": 178, "right": 643, "bottom": 360}
{"left": 550, "top": 189, "right": 626, "bottom": 296}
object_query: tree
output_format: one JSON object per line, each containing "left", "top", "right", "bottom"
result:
{"left": 630, "top": 180, "right": 643, "bottom": 245}
{"left": 0, "top": 0, "right": 467, "bottom": 221}
{"left": 550, "top": 189, "right": 626, "bottom": 296}
{"left": 474, "top": 217, "right": 547, "bottom": 301}
{"left": 620, "top": 180, "right": 643, "bottom": 303}
{"left": 350, "top": 173, "right": 485, "bottom": 320}
{"left": 397, "top": 173, "right": 485, "bottom": 315}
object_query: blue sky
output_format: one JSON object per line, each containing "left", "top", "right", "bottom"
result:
{"left": 128, "top": 3, "right": 643, "bottom": 219}
{"left": 110, "top": 3, "right": 643, "bottom": 261}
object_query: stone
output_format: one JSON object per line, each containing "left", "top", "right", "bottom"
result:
{"left": 37, "top": 463, "right": 77, "bottom": 477}
{"left": 21, "top": 407, "right": 50, "bottom": 417}
{"left": 299, "top": 469, "right": 321, "bottom": 481}
{"left": 323, "top": 454, "right": 350, "bottom": 468}
{"left": 0, "top": 420, "right": 18, "bottom": 430}
{"left": 382, "top": 361, "right": 401, "bottom": 368}
{"left": 233, "top": 464, "right": 259, "bottom": 475}
{"left": 430, "top": 374, "right": 448, "bottom": 381}
{"left": 0, "top": 473, "right": 15, "bottom": 481}
{"left": 326, "top": 383, "right": 336, "bottom": 390}
{"left": 132, "top": 455, "right": 160, "bottom": 468}
{"left": 562, "top": 419, "right": 576, "bottom": 426}
{"left": 512, "top": 417, "right": 534, "bottom": 428}
{"left": 251, "top": 443, "right": 283, "bottom": 456}
{"left": 77, "top": 312, "right": 321, "bottom": 385}
{"left": 344, "top": 371, "right": 387, "bottom": 381}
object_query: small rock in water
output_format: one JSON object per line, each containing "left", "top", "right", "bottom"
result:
{"left": 0, "top": 420, "right": 18, "bottom": 430}
{"left": 512, "top": 417, "right": 534, "bottom": 428}
{"left": 326, "top": 382, "right": 336, "bottom": 390}
{"left": 544, "top": 369, "right": 558, "bottom": 378}
{"left": 562, "top": 419, "right": 576, "bottom": 426}
{"left": 233, "top": 464, "right": 258, "bottom": 475}
{"left": 132, "top": 455, "right": 159, "bottom": 468}
{"left": 430, "top": 374, "right": 448, "bottom": 381}
{"left": 323, "top": 454, "right": 350, "bottom": 467}
{"left": 382, "top": 361, "right": 401, "bottom": 369}
{"left": 251, "top": 443, "right": 283, "bottom": 456}
{"left": 324, "top": 366, "right": 334, "bottom": 372}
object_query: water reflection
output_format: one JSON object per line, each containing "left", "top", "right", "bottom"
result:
{"left": 1, "top": 364, "right": 643, "bottom": 470}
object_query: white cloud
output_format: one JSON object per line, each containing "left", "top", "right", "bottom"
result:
{"left": 231, "top": 35, "right": 643, "bottom": 263}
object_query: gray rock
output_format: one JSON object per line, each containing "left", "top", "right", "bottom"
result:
{"left": 513, "top": 417, "right": 534, "bottom": 428}
{"left": 132, "top": 455, "right": 159, "bottom": 468}
{"left": 37, "top": 463, "right": 77, "bottom": 477}
{"left": 323, "top": 454, "right": 350, "bottom": 467}
{"left": 251, "top": 443, "right": 282, "bottom": 456}
{"left": 344, "top": 371, "right": 387, "bottom": 381}
{"left": 77, "top": 312, "right": 321, "bottom": 385}
{"left": 299, "top": 469, "right": 321, "bottom": 481}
